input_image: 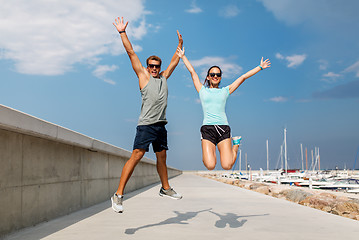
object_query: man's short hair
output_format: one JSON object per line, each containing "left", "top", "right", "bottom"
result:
{"left": 146, "top": 55, "right": 162, "bottom": 66}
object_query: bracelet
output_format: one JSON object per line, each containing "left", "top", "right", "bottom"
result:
{"left": 258, "top": 65, "right": 263, "bottom": 70}
{"left": 118, "top": 31, "right": 125, "bottom": 34}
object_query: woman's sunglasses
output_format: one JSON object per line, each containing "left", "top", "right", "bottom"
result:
{"left": 209, "top": 73, "right": 222, "bottom": 77}
{"left": 148, "top": 64, "right": 161, "bottom": 69}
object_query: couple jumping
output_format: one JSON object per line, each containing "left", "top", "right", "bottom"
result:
{"left": 111, "top": 17, "right": 271, "bottom": 213}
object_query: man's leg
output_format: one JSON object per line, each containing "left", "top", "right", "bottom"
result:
{"left": 155, "top": 150, "right": 170, "bottom": 190}
{"left": 156, "top": 150, "right": 182, "bottom": 199}
{"left": 115, "top": 148, "right": 146, "bottom": 195}
{"left": 111, "top": 149, "right": 145, "bottom": 213}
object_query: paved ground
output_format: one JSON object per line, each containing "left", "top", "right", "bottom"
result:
{"left": 5, "top": 173, "right": 359, "bottom": 240}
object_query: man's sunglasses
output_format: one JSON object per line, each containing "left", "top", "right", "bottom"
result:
{"left": 148, "top": 64, "right": 161, "bottom": 69}
{"left": 209, "top": 73, "right": 222, "bottom": 77}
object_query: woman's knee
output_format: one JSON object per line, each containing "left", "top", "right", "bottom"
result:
{"left": 205, "top": 165, "right": 216, "bottom": 171}
{"left": 203, "top": 160, "right": 216, "bottom": 170}
{"left": 221, "top": 162, "right": 234, "bottom": 170}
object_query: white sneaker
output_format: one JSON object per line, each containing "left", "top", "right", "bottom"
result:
{"left": 111, "top": 193, "right": 123, "bottom": 213}
{"left": 159, "top": 187, "right": 182, "bottom": 200}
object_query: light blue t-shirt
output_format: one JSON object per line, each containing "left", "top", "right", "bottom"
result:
{"left": 199, "top": 85, "right": 230, "bottom": 125}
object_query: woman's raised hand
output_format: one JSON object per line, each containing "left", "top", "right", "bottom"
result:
{"left": 176, "top": 47, "right": 185, "bottom": 58}
{"left": 260, "top": 57, "right": 271, "bottom": 69}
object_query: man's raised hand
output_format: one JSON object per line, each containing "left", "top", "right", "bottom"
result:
{"left": 177, "top": 30, "right": 183, "bottom": 45}
{"left": 113, "top": 17, "right": 128, "bottom": 33}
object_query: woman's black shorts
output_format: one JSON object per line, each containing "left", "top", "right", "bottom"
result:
{"left": 200, "top": 125, "right": 231, "bottom": 145}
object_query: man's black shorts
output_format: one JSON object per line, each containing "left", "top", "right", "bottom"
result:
{"left": 200, "top": 125, "right": 231, "bottom": 145}
{"left": 133, "top": 122, "right": 168, "bottom": 152}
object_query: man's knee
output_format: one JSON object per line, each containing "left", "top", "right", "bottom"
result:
{"left": 131, "top": 149, "right": 145, "bottom": 161}
{"left": 156, "top": 150, "right": 167, "bottom": 161}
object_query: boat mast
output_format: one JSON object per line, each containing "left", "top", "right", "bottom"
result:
{"left": 280, "top": 145, "right": 283, "bottom": 170}
{"left": 245, "top": 153, "right": 248, "bottom": 172}
{"left": 300, "top": 143, "right": 304, "bottom": 171}
{"left": 318, "top": 147, "right": 320, "bottom": 171}
{"left": 239, "top": 149, "right": 242, "bottom": 172}
{"left": 314, "top": 147, "right": 319, "bottom": 172}
{"left": 311, "top": 149, "right": 314, "bottom": 172}
{"left": 305, "top": 148, "right": 308, "bottom": 171}
{"left": 284, "top": 128, "right": 288, "bottom": 175}
{"left": 266, "top": 139, "right": 269, "bottom": 173}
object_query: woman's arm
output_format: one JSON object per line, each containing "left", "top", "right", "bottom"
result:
{"left": 228, "top": 57, "right": 270, "bottom": 94}
{"left": 177, "top": 47, "right": 203, "bottom": 93}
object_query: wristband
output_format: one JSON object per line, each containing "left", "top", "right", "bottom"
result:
{"left": 258, "top": 65, "right": 263, "bottom": 70}
{"left": 118, "top": 31, "right": 125, "bottom": 34}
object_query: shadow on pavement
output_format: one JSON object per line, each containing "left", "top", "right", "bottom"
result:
{"left": 125, "top": 208, "right": 212, "bottom": 234}
{"left": 209, "top": 211, "right": 270, "bottom": 228}
{"left": 125, "top": 209, "right": 270, "bottom": 234}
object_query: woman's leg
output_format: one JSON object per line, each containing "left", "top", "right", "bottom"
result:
{"left": 202, "top": 139, "right": 217, "bottom": 170}
{"left": 217, "top": 138, "right": 239, "bottom": 170}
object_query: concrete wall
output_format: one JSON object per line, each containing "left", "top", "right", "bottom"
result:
{"left": 0, "top": 104, "right": 182, "bottom": 237}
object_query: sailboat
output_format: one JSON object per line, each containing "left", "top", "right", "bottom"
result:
{"left": 318, "top": 178, "right": 359, "bottom": 191}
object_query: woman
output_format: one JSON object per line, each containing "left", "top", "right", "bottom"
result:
{"left": 177, "top": 47, "right": 270, "bottom": 170}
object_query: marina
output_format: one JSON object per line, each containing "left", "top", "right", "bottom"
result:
{"left": 229, "top": 128, "right": 359, "bottom": 194}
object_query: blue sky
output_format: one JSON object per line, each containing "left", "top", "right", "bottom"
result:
{"left": 1, "top": 0, "right": 359, "bottom": 171}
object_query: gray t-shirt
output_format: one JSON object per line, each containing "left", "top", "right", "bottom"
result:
{"left": 138, "top": 75, "right": 168, "bottom": 125}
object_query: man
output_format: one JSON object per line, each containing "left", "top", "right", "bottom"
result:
{"left": 111, "top": 17, "right": 183, "bottom": 213}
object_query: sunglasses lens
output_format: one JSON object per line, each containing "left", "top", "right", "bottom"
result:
{"left": 148, "top": 64, "right": 160, "bottom": 69}
{"left": 210, "top": 73, "right": 221, "bottom": 77}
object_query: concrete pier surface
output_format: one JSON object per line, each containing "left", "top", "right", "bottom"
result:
{"left": 5, "top": 173, "right": 359, "bottom": 240}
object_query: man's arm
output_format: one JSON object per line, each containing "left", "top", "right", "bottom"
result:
{"left": 113, "top": 17, "right": 148, "bottom": 86}
{"left": 228, "top": 57, "right": 271, "bottom": 94}
{"left": 161, "top": 30, "right": 183, "bottom": 80}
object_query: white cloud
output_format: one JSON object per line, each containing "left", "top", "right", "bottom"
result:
{"left": 186, "top": 1, "right": 202, "bottom": 14}
{"left": 0, "top": 0, "right": 148, "bottom": 76}
{"left": 275, "top": 53, "right": 284, "bottom": 60}
{"left": 219, "top": 5, "right": 240, "bottom": 18}
{"left": 286, "top": 54, "right": 307, "bottom": 68}
{"left": 190, "top": 56, "right": 243, "bottom": 79}
{"left": 276, "top": 53, "right": 306, "bottom": 68}
{"left": 323, "top": 72, "right": 341, "bottom": 78}
{"left": 258, "top": 0, "right": 359, "bottom": 31}
{"left": 259, "top": 0, "right": 315, "bottom": 26}
{"left": 344, "top": 60, "right": 359, "bottom": 77}
{"left": 103, "top": 79, "right": 116, "bottom": 85}
{"left": 318, "top": 59, "right": 329, "bottom": 70}
{"left": 92, "top": 65, "right": 118, "bottom": 85}
{"left": 268, "top": 96, "right": 288, "bottom": 102}
{"left": 321, "top": 72, "right": 341, "bottom": 83}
